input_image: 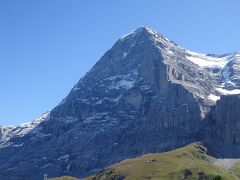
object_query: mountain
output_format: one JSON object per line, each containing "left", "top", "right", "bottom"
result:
{"left": 0, "top": 27, "right": 240, "bottom": 180}
{"left": 85, "top": 143, "right": 240, "bottom": 180}
{"left": 0, "top": 112, "right": 50, "bottom": 149}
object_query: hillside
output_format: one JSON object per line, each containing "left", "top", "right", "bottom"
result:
{"left": 85, "top": 143, "right": 240, "bottom": 180}
{"left": 49, "top": 176, "right": 79, "bottom": 180}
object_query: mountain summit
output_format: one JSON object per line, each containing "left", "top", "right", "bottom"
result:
{"left": 1, "top": 27, "right": 240, "bottom": 179}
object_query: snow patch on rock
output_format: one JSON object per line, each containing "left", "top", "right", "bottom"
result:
{"left": 186, "top": 51, "right": 230, "bottom": 68}
{"left": 216, "top": 88, "right": 240, "bottom": 95}
{"left": 208, "top": 94, "right": 220, "bottom": 102}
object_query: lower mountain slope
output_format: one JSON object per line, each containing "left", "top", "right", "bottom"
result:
{"left": 85, "top": 143, "right": 240, "bottom": 180}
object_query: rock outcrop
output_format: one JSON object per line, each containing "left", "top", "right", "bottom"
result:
{"left": 205, "top": 95, "right": 240, "bottom": 157}
{"left": 0, "top": 126, "right": 15, "bottom": 145}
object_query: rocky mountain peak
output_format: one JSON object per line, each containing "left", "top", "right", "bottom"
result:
{"left": 120, "top": 26, "right": 158, "bottom": 39}
{"left": 119, "top": 26, "right": 177, "bottom": 51}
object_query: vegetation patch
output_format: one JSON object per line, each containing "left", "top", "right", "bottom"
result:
{"left": 85, "top": 143, "right": 240, "bottom": 180}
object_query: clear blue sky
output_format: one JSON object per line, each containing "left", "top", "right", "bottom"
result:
{"left": 0, "top": 0, "right": 240, "bottom": 126}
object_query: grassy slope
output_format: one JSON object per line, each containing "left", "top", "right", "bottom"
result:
{"left": 49, "top": 176, "right": 79, "bottom": 180}
{"left": 85, "top": 143, "right": 240, "bottom": 180}
{"left": 51, "top": 143, "right": 240, "bottom": 180}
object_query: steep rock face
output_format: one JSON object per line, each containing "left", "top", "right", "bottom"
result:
{"left": 44, "top": 27, "right": 205, "bottom": 177}
{"left": 205, "top": 95, "right": 240, "bottom": 157}
{"left": 0, "top": 27, "right": 240, "bottom": 180}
